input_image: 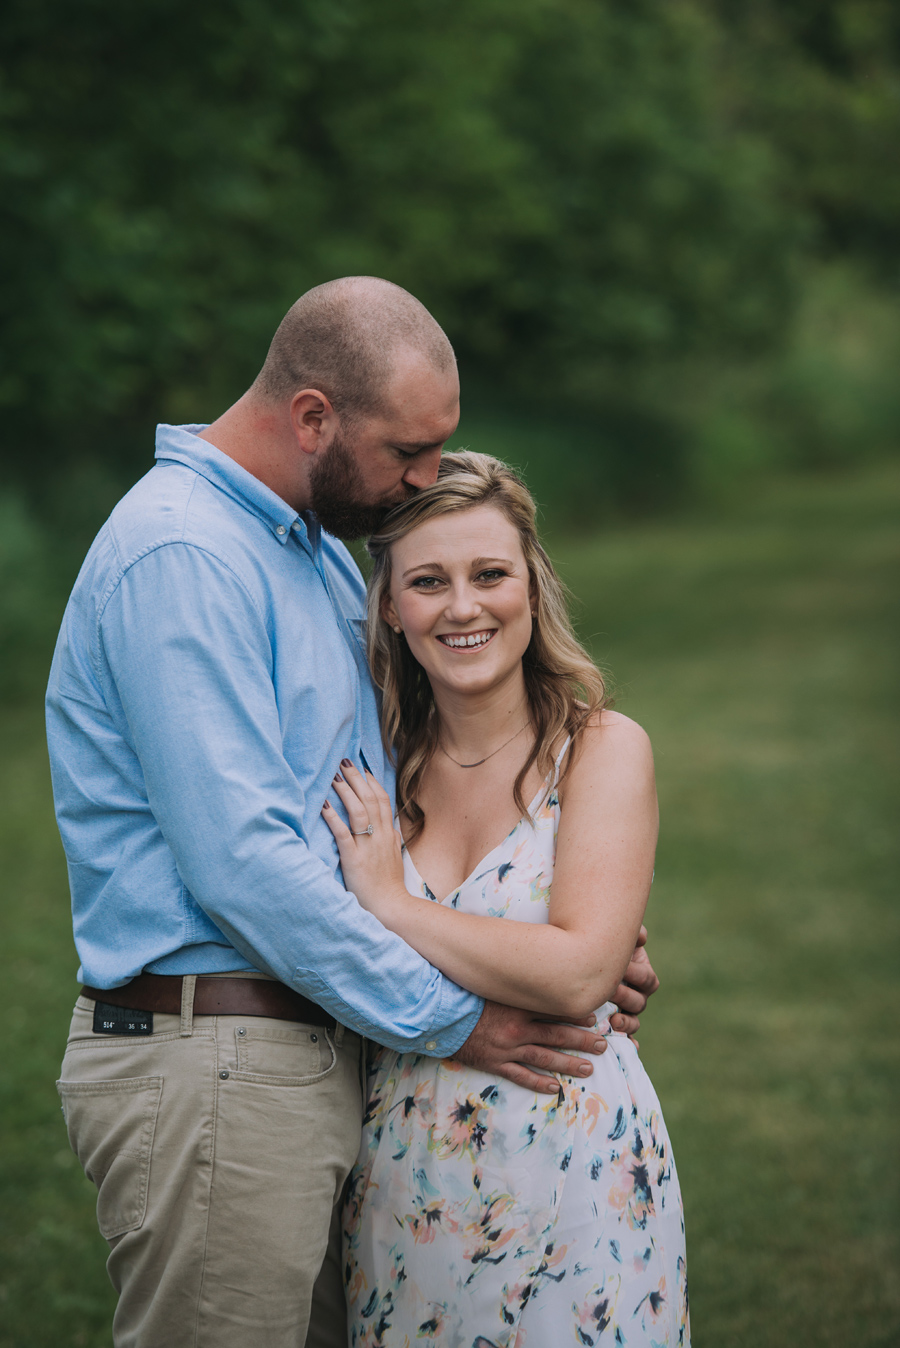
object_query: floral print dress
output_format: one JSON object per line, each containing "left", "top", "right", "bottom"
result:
{"left": 343, "top": 745, "right": 690, "bottom": 1348}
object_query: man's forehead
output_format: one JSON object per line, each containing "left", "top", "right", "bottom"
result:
{"left": 375, "top": 397, "right": 460, "bottom": 449}
{"left": 381, "top": 355, "right": 459, "bottom": 414}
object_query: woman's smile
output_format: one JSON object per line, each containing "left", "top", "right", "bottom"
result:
{"left": 436, "top": 628, "right": 497, "bottom": 650}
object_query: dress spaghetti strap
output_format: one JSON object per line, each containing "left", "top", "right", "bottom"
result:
{"left": 553, "top": 733, "right": 572, "bottom": 777}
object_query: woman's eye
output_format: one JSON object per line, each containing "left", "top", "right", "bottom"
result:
{"left": 411, "top": 576, "right": 442, "bottom": 589}
{"left": 477, "top": 569, "right": 505, "bottom": 583}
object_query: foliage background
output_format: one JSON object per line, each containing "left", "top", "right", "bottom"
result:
{"left": 3, "top": 0, "right": 900, "bottom": 531}
{"left": 1, "top": 1, "right": 898, "bottom": 1343}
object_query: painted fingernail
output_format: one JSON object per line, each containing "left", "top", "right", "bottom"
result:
{"left": 341, "top": 758, "right": 352, "bottom": 768}
{"left": 334, "top": 773, "right": 343, "bottom": 782}
{"left": 322, "top": 801, "right": 331, "bottom": 810}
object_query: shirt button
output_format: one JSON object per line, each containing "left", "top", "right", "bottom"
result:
{"left": 276, "top": 525, "right": 287, "bottom": 536}
{"left": 425, "top": 1041, "right": 437, "bottom": 1051}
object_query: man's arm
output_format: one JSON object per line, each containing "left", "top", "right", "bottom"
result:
{"left": 92, "top": 542, "right": 481, "bottom": 1054}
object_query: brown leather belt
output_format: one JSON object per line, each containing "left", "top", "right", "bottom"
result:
{"left": 81, "top": 973, "right": 337, "bottom": 1029}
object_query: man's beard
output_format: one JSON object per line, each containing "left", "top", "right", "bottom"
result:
{"left": 308, "top": 430, "right": 411, "bottom": 540}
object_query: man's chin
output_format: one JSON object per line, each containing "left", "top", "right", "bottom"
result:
{"left": 314, "top": 502, "right": 392, "bottom": 541}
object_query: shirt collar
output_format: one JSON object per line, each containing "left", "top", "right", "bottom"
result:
{"left": 154, "top": 423, "right": 305, "bottom": 546}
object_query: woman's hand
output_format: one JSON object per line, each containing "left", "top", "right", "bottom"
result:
{"left": 321, "top": 760, "right": 410, "bottom": 918}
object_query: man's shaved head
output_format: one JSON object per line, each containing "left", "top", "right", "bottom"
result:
{"left": 252, "top": 277, "right": 456, "bottom": 419}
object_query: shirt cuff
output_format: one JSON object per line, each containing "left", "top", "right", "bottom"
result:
{"left": 413, "top": 987, "right": 484, "bottom": 1058}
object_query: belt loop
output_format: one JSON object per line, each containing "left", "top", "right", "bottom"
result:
{"left": 333, "top": 1021, "right": 345, "bottom": 1048}
{"left": 180, "top": 975, "right": 197, "bottom": 1037}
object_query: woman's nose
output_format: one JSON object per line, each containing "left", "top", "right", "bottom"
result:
{"left": 444, "top": 584, "right": 481, "bottom": 621}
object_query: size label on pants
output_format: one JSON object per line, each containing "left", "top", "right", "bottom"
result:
{"left": 92, "top": 1001, "right": 154, "bottom": 1035}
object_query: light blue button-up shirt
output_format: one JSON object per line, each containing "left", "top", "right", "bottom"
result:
{"left": 45, "top": 424, "right": 482, "bottom": 1054}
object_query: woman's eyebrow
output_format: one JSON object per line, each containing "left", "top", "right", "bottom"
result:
{"left": 401, "top": 556, "right": 513, "bottom": 579}
{"left": 471, "top": 556, "right": 513, "bottom": 569}
{"left": 402, "top": 560, "right": 447, "bottom": 578}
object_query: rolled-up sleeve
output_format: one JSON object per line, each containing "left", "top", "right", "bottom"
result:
{"left": 98, "top": 542, "right": 482, "bottom": 1054}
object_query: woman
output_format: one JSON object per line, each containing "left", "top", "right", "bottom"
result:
{"left": 322, "top": 452, "right": 689, "bottom": 1347}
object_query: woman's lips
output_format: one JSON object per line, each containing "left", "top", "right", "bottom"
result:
{"left": 436, "top": 629, "right": 497, "bottom": 650}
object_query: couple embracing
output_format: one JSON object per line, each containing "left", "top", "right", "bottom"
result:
{"left": 48, "top": 278, "right": 689, "bottom": 1347}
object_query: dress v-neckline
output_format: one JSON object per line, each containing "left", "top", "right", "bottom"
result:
{"left": 402, "top": 775, "right": 555, "bottom": 905}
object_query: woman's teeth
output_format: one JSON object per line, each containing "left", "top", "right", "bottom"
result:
{"left": 439, "top": 632, "right": 494, "bottom": 648}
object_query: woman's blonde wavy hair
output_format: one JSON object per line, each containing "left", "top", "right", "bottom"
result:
{"left": 366, "top": 451, "right": 610, "bottom": 839}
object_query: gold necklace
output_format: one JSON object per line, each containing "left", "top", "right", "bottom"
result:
{"left": 438, "top": 721, "right": 529, "bottom": 769}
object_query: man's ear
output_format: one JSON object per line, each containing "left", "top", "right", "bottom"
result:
{"left": 289, "top": 389, "right": 338, "bottom": 456}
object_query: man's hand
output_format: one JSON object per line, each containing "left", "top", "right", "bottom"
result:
{"left": 609, "top": 925, "right": 660, "bottom": 1037}
{"left": 452, "top": 1001, "right": 608, "bottom": 1094}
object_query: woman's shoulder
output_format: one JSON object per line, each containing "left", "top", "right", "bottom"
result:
{"left": 595, "top": 707, "right": 650, "bottom": 742}
{"left": 558, "top": 710, "right": 654, "bottom": 802}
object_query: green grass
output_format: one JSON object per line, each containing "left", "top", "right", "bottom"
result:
{"left": 0, "top": 706, "right": 119, "bottom": 1345}
{"left": 560, "top": 463, "right": 900, "bottom": 1345}
{"left": 1, "top": 463, "right": 898, "bottom": 1346}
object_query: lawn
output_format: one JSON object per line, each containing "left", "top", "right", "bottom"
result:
{"left": 1, "top": 462, "right": 897, "bottom": 1346}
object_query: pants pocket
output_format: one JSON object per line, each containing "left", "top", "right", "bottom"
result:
{"left": 56, "top": 1076, "right": 162, "bottom": 1240}
{"left": 235, "top": 1022, "right": 327, "bottom": 1080}
{"left": 231, "top": 1025, "right": 337, "bottom": 1086}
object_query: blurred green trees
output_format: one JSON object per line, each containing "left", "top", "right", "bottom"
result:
{"left": 3, "top": 0, "right": 897, "bottom": 507}
{"left": 5, "top": 0, "right": 899, "bottom": 691}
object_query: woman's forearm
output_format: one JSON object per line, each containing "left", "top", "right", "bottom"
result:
{"left": 376, "top": 890, "right": 639, "bottom": 1018}
{"left": 324, "top": 719, "right": 657, "bottom": 1017}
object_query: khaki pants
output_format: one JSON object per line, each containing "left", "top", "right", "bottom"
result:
{"left": 58, "top": 993, "right": 363, "bottom": 1348}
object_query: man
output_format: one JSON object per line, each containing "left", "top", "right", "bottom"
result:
{"left": 47, "top": 277, "right": 658, "bottom": 1347}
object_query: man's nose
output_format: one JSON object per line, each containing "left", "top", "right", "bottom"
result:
{"left": 401, "top": 447, "right": 443, "bottom": 491}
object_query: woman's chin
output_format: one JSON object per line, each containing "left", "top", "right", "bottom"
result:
{"left": 431, "top": 664, "right": 525, "bottom": 703}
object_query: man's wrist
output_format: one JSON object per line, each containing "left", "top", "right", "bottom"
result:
{"left": 424, "top": 996, "right": 484, "bottom": 1058}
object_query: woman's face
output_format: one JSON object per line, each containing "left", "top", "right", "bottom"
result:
{"left": 383, "top": 504, "right": 534, "bottom": 701}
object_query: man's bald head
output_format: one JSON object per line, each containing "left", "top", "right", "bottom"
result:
{"left": 251, "top": 277, "right": 456, "bottom": 420}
